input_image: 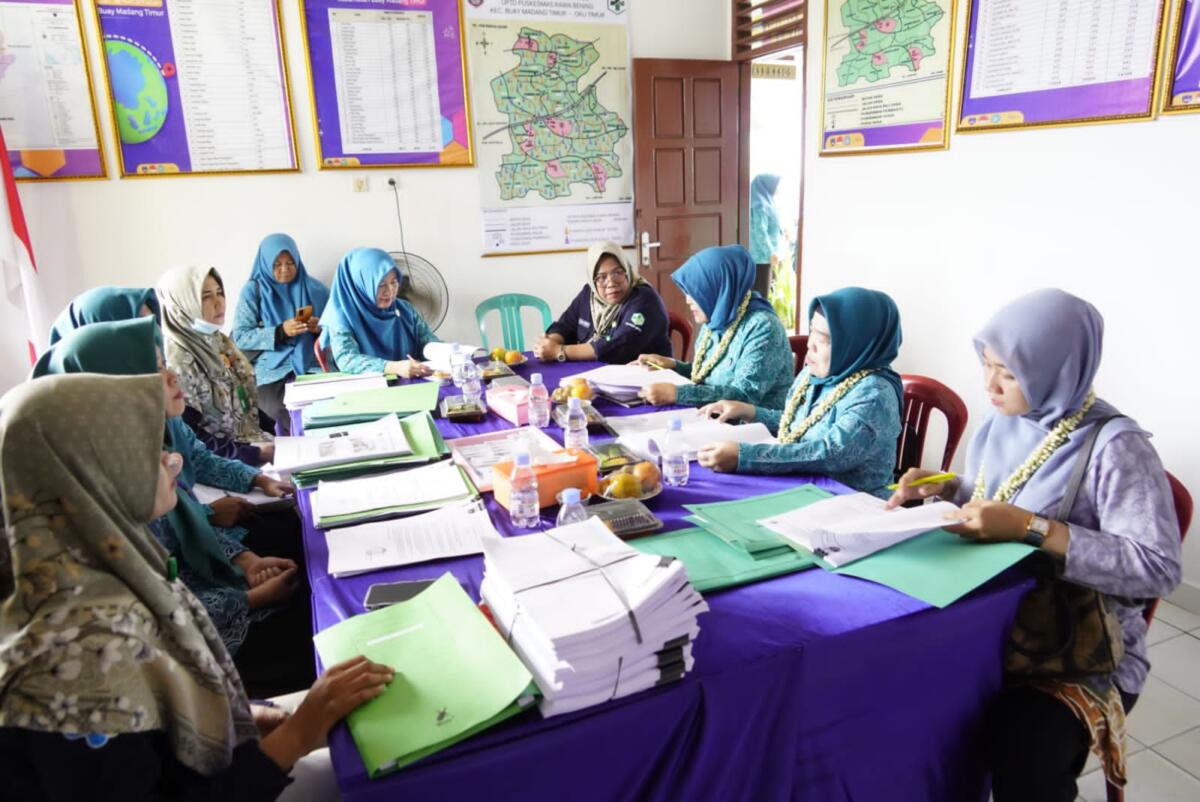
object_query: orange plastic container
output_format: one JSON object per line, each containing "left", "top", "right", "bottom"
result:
{"left": 492, "top": 448, "right": 599, "bottom": 510}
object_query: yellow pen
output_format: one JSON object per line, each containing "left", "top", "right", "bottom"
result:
{"left": 886, "top": 472, "right": 956, "bottom": 491}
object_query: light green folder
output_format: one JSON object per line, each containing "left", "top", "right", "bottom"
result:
{"left": 684, "top": 485, "right": 833, "bottom": 556}
{"left": 312, "top": 574, "right": 537, "bottom": 777}
{"left": 314, "top": 465, "right": 478, "bottom": 528}
{"left": 294, "top": 371, "right": 397, "bottom": 383}
{"left": 633, "top": 527, "right": 815, "bottom": 592}
{"left": 291, "top": 411, "right": 449, "bottom": 487}
{"left": 303, "top": 382, "right": 440, "bottom": 429}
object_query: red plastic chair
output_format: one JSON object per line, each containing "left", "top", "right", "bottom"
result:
{"left": 788, "top": 334, "right": 809, "bottom": 376}
{"left": 313, "top": 338, "right": 331, "bottom": 373}
{"left": 668, "top": 311, "right": 693, "bottom": 361}
{"left": 895, "top": 374, "right": 969, "bottom": 475}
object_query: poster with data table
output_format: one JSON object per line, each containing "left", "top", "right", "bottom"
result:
{"left": 0, "top": 0, "right": 105, "bottom": 179}
{"left": 94, "top": 0, "right": 298, "bottom": 176}
{"left": 300, "top": 0, "right": 472, "bottom": 168}
{"left": 1163, "top": 0, "right": 1200, "bottom": 113}
{"left": 959, "top": 0, "right": 1169, "bottom": 132}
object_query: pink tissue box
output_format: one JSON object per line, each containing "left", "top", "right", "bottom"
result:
{"left": 488, "top": 384, "right": 529, "bottom": 426}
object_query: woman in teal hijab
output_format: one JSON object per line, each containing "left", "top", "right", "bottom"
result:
{"left": 697, "top": 287, "right": 904, "bottom": 497}
{"left": 47, "top": 285, "right": 159, "bottom": 345}
{"left": 749, "top": 174, "right": 784, "bottom": 266}
{"left": 637, "top": 245, "right": 792, "bottom": 409}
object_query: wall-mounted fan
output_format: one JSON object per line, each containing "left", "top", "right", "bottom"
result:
{"left": 386, "top": 178, "right": 450, "bottom": 331}
{"left": 390, "top": 250, "right": 448, "bottom": 331}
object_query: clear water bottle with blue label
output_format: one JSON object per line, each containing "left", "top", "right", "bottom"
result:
{"left": 555, "top": 487, "right": 591, "bottom": 527}
{"left": 661, "top": 417, "right": 690, "bottom": 487}
{"left": 509, "top": 452, "right": 540, "bottom": 529}
{"left": 461, "top": 360, "right": 482, "bottom": 406}
{"left": 527, "top": 373, "right": 551, "bottom": 428}
{"left": 563, "top": 396, "right": 590, "bottom": 450}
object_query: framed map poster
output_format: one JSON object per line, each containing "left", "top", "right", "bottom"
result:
{"left": 958, "top": 0, "right": 1170, "bottom": 133}
{"left": 93, "top": 0, "right": 298, "bottom": 177}
{"left": 0, "top": 0, "right": 106, "bottom": 180}
{"left": 820, "top": 0, "right": 957, "bottom": 156}
{"left": 464, "top": 0, "right": 633, "bottom": 256}
{"left": 299, "top": 0, "right": 473, "bottom": 168}
{"left": 1162, "top": 0, "right": 1200, "bottom": 113}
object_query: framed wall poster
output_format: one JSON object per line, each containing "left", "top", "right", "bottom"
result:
{"left": 958, "top": 0, "right": 1170, "bottom": 133}
{"left": 299, "top": 0, "right": 472, "bottom": 169}
{"left": 92, "top": 0, "right": 299, "bottom": 177}
{"left": 0, "top": 0, "right": 107, "bottom": 180}
{"left": 1162, "top": 0, "right": 1200, "bottom": 113}
{"left": 820, "top": 0, "right": 957, "bottom": 156}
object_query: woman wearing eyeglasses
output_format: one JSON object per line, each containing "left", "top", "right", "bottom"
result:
{"left": 533, "top": 241, "right": 672, "bottom": 364}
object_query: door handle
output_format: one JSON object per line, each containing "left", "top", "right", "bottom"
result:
{"left": 640, "top": 231, "right": 661, "bottom": 267}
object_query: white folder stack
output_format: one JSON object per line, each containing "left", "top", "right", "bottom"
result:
{"left": 480, "top": 518, "right": 707, "bottom": 718}
{"left": 562, "top": 364, "right": 693, "bottom": 403}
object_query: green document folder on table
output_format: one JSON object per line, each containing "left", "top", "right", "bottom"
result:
{"left": 633, "top": 527, "right": 814, "bottom": 592}
{"left": 302, "top": 383, "right": 440, "bottom": 429}
{"left": 312, "top": 574, "right": 537, "bottom": 777}
{"left": 684, "top": 485, "right": 832, "bottom": 558}
{"left": 291, "top": 411, "right": 449, "bottom": 487}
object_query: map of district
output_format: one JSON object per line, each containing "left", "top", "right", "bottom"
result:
{"left": 488, "top": 28, "right": 628, "bottom": 202}
{"left": 836, "top": 0, "right": 945, "bottom": 86}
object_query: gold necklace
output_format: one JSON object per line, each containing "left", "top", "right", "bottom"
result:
{"left": 690, "top": 291, "right": 753, "bottom": 384}
{"left": 972, "top": 391, "right": 1097, "bottom": 503}
{"left": 775, "top": 369, "right": 877, "bottom": 444}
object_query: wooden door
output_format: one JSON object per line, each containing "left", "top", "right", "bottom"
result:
{"left": 632, "top": 59, "right": 746, "bottom": 354}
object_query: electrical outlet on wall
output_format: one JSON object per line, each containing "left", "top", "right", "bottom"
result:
{"left": 353, "top": 176, "right": 369, "bottom": 193}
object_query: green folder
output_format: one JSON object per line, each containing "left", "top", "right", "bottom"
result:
{"left": 294, "top": 371, "right": 397, "bottom": 383}
{"left": 684, "top": 485, "right": 833, "bottom": 556}
{"left": 312, "top": 574, "right": 538, "bottom": 777}
{"left": 633, "top": 527, "right": 815, "bottom": 592}
{"left": 303, "top": 383, "right": 440, "bottom": 429}
{"left": 291, "top": 411, "right": 449, "bottom": 487}
{"left": 314, "top": 465, "right": 478, "bottom": 528}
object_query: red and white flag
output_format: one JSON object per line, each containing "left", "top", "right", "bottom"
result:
{"left": 0, "top": 127, "right": 46, "bottom": 366}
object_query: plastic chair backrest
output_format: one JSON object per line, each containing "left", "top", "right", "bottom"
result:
{"left": 788, "top": 335, "right": 808, "bottom": 376}
{"left": 475, "top": 294, "right": 552, "bottom": 352}
{"left": 313, "top": 339, "right": 330, "bottom": 372}
{"left": 895, "top": 374, "right": 969, "bottom": 475}
{"left": 668, "top": 311, "right": 693, "bottom": 360}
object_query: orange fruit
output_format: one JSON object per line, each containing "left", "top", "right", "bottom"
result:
{"left": 570, "top": 383, "right": 593, "bottom": 400}
{"left": 490, "top": 347, "right": 507, "bottom": 361}
{"left": 609, "top": 473, "right": 642, "bottom": 499}
{"left": 504, "top": 350, "right": 522, "bottom": 365}
{"left": 632, "top": 461, "right": 660, "bottom": 492}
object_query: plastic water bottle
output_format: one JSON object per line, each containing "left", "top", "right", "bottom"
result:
{"left": 509, "top": 453, "right": 540, "bottom": 529}
{"left": 662, "top": 417, "right": 690, "bottom": 487}
{"left": 555, "top": 487, "right": 591, "bottom": 527}
{"left": 460, "top": 360, "right": 482, "bottom": 406}
{"left": 527, "top": 373, "right": 551, "bottom": 428}
{"left": 563, "top": 396, "right": 589, "bottom": 450}
{"left": 450, "top": 344, "right": 467, "bottom": 388}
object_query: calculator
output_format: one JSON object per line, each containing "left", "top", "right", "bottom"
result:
{"left": 587, "top": 499, "right": 663, "bottom": 539}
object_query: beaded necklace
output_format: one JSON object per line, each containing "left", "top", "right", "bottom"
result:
{"left": 775, "top": 369, "right": 876, "bottom": 445}
{"left": 971, "top": 391, "right": 1097, "bottom": 503}
{"left": 690, "top": 291, "right": 753, "bottom": 384}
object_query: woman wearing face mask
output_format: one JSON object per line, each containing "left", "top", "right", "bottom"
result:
{"left": 697, "top": 287, "right": 903, "bottom": 498}
{"left": 888, "top": 289, "right": 1182, "bottom": 802}
{"left": 232, "top": 234, "right": 329, "bottom": 434}
{"left": 158, "top": 266, "right": 274, "bottom": 466}
{"left": 636, "top": 245, "right": 792, "bottom": 409}
{"left": 47, "top": 285, "right": 159, "bottom": 345}
{"left": 0, "top": 372, "right": 393, "bottom": 800}
{"left": 319, "top": 247, "right": 440, "bottom": 378}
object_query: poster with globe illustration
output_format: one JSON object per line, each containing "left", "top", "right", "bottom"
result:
{"left": 820, "top": 0, "right": 956, "bottom": 155}
{"left": 0, "top": 0, "right": 106, "bottom": 180}
{"left": 93, "top": 0, "right": 298, "bottom": 176}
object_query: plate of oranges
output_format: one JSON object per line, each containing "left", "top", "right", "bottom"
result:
{"left": 488, "top": 347, "right": 527, "bottom": 366}
{"left": 597, "top": 460, "right": 662, "bottom": 502}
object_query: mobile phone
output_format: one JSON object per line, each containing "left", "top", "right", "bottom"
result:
{"left": 295, "top": 305, "right": 314, "bottom": 322}
{"left": 362, "top": 579, "right": 435, "bottom": 611}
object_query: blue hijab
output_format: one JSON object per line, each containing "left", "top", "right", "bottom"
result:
{"left": 809, "top": 287, "right": 903, "bottom": 410}
{"left": 965, "top": 289, "right": 1145, "bottom": 513}
{"left": 671, "top": 245, "right": 774, "bottom": 333}
{"left": 750, "top": 174, "right": 781, "bottom": 213}
{"left": 247, "top": 233, "right": 329, "bottom": 376}
{"left": 319, "top": 247, "right": 424, "bottom": 359}
{"left": 48, "top": 286, "right": 160, "bottom": 345}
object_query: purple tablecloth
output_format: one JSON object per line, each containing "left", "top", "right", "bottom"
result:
{"left": 291, "top": 359, "right": 1029, "bottom": 802}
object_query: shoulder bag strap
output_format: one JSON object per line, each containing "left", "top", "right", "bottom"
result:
{"left": 1056, "top": 414, "right": 1122, "bottom": 521}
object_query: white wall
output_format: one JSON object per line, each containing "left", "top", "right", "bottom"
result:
{"left": 801, "top": 2, "right": 1200, "bottom": 602}
{"left": 0, "top": 0, "right": 731, "bottom": 390}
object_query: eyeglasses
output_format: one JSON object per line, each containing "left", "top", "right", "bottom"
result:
{"left": 595, "top": 269, "right": 628, "bottom": 285}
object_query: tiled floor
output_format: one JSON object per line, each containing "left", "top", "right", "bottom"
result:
{"left": 1073, "top": 602, "right": 1200, "bottom": 801}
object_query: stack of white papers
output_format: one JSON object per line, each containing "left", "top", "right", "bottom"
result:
{"left": 422, "top": 342, "right": 487, "bottom": 372}
{"left": 608, "top": 410, "right": 777, "bottom": 461}
{"left": 325, "top": 500, "right": 498, "bottom": 577}
{"left": 480, "top": 518, "right": 708, "bottom": 717}
{"left": 192, "top": 483, "right": 294, "bottom": 512}
{"left": 283, "top": 373, "right": 389, "bottom": 409}
{"left": 273, "top": 415, "right": 412, "bottom": 476}
{"left": 311, "top": 460, "right": 478, "bottom": 528}
{"left": 563, "top": 364, "right": 693, "bottom": 403}
{"left": 757, "top": 492, "right": 961, "bottom": 567}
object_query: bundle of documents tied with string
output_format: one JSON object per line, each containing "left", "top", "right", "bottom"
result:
{"left": 273, "top": 411, "right": 449, "bottom": 487}
{"left": 480, "top": 518, "right": 708, "bottom": 718}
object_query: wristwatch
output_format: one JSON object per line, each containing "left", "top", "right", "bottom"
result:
{"left": 1023, "top": 514, "right": 1052, "bottom": 547}
{"left": 555, "top": 347, "right": 567, "bottom": 363}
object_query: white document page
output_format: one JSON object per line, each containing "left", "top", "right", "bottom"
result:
{"left": 314, "top": 460, "right": 472, "bottom": 520}
{"left": 564, "top": 364, "right": 693, "bottom": 390}
{"left": 422, "top": 342, "right": 486, "bottom": 372}
{"left": 283, "top": 373, "right": 388, "bottom": 409}
{"left": 325, "top": 500, "right": 496, "bottom": 577}
{"left": 192, "top": 483, "right": 292, "bottom": 509}
{"left": 758, "top": 492, "right": 961, "bottom": 567}
{"left": 611, "top": 411, "right": 776, "bottom": 462}
{"left": 273, "top": 414, "right": 411, "bottom": 474}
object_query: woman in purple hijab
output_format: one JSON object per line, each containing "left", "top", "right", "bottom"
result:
{"left": 890, "top": 289, "right": 1181, "bottom": 802}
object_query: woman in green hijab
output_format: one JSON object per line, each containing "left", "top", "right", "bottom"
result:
{"left": 46, "top": 285, "right": 159, "bottom": 345}
{"left": 0, "top": 373, "right": 393, "bottom": 799}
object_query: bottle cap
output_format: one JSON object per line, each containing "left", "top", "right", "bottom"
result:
{"left": 669, "top": 417, "right": 683, "bottom": 431}
{"left": 531, "top": 372, "right": 543, "bottom": 385}
{"left": 568, "top": 396, "right": 582, "bottom": 409}
{"left": 515, "top": 452, "right": 531, "bottom": 467}
{"left": 562, "top": 488, "right": 580, "bottom": 504}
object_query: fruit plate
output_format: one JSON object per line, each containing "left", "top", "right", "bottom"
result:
{"left": 598, "top": 483, "right": 662, "bottom": 503}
